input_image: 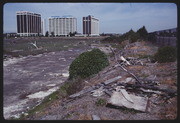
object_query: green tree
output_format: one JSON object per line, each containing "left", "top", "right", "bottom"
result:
{"left": 153, "top": 46, "right": 177, "bottom": 63}
{"left": 137, "top": 26, "right": 148, "bottom": 40}
{"left": 51, "top": 32, "right": 55, "bottom": 37}
{"left": 45, "top": 31, "right": 49, "bottom": 37}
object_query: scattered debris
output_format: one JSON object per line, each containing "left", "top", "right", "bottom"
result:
{"left": 30, "top": 41, "right": 39, "bottom": 49}
{"left": 91, "top": 86, "right": 105, "bottom": 97}
{"left": 120, "top": 56, "right": 131, "bottom": 65}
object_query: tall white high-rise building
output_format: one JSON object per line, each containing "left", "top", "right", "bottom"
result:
{"left": 49, "top": 16, "right": 77, "bottom": 36}
{"left": 83, "top": 15, "right": 99, "bottom": 36}
{"left": 41, "top": 19, "right": 46, "bottom": 36}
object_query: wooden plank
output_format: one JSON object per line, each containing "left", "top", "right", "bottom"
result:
{"left": 103, "top": 76, "right": 122, "bottom": 85}
{"left": 69, "top": 86, "right": 94, "bottom": 98}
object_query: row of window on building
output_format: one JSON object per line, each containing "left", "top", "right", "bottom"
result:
{"left": 16, "top": 11, "right": 99, "bottom": 37}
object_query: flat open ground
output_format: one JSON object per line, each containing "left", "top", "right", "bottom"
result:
{"left": 3, "top": 37, "right": 105, "bottom": 119}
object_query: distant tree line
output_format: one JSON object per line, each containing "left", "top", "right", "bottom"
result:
{"left": 47, "top": 31, "right": 78, "bottom": 37}
{"left": 102, "top": 26, "right": 148, "bottom": 43}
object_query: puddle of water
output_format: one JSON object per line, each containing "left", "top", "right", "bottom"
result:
{"left": 27, "top": 87, "right": 59, "bottom": 99}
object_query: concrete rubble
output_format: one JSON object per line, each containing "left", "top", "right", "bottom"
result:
{"left": 108, "top": 89, "right": 149, "bottom": 112}
{"left": 91, "top": 86, "right": 105, "bottom": 97}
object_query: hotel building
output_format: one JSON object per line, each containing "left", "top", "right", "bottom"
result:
{"left": 16, "top": 11, "right": 42, "bottom": 36}
{"left": 83, "top": 15, "right": 99, "bottom": 36}
{"left": 49, "top": 16, "right": 77, "bottom": 36}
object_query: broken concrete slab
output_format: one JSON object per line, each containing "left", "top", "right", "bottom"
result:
{"left": 103, "top": 76, "right": 122, "bottom": 85}
{"left": 108, "top": 90, "right": 148, "bottom": 112}
{"left": 120, "top": 89, "right": 134, "bottom": 103}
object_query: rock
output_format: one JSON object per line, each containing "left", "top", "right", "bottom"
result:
{"left": 108, "top": 89, "right": 149, "bottom": 112}
{"left": 92, "top": 115, "right": 101, "bottom": 120}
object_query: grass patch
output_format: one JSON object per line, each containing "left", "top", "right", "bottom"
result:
{"left": 95, "top": 98, "right": 107, "bottom": 107}
{"left": 3, "top": 37, "right": 97, "bottom": 57}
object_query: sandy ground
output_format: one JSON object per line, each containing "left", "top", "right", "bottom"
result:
{"left": 3, "top": 48, "right": 89, "bottom": 119}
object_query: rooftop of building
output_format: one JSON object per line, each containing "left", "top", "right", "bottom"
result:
{"left": 49, "top": 15, "right": 76, "bottom": 19}
{"left": 16, "top": 11, "right": 41, "bottom": 16}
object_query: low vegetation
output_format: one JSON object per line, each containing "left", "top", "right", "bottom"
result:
{"left": 3, "top": 37, "right": 96, "bottom": 58}
{"left": 69, "top": 48, "right": 109, "bottom": 79}
{"left": 95, "top": 98, "right": 107, "bottom": 107}
{"left": 153, "top": 46, "right": 177, "bottom": 63}
{"left": 102, "top": 26, "right": 148, "bottom": 44}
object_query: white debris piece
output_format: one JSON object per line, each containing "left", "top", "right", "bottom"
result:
{"left": 47, "top": 84, "right": 56, "bottom": 87}
{"left": 62, "top": 73, "right": 69, "bottom": 77}
{"left": 125, "top": 77, "right": 133, "bottom": 83}
{"left": 91, "top": 86, "right": 105, "bottom": 97}
{"left": 30, "top": 41, "right": 38, "bottom": 49}
{"left": 27, "top": 87, "right": 59, "bottom": 99}
{"left": 108, "top": 89, "right": 148, "bottom": 112}
{"left": 120, "top": 56, "right": 131, "bottom": 65}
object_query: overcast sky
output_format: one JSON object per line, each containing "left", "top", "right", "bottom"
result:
{"left": 3, "top": 3, "right": 177, "bottom": 34}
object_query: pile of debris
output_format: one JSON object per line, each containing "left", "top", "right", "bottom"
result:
{"left": 65, "top": 47, "right": 176, "bottom": 113}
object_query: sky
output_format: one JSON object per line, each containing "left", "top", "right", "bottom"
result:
{"left": 3, "top": 3, "right": 177, "bottom": 34}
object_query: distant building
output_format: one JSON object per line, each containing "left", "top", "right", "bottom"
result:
{"left": 41, "top": 19, "right": 46, "bottom": 36}
{"left": 16, "top": 11, "right": 42, "bottom": 36}
{"left": 148, "top": 28, "right": 177, "bottom": 47}
{"left": 151, "top": 28, "right": 177, "bottom": 37}
{"left": 49, "top": 16, "right": 77, "bottom": 36}
{"left": 83, "top": 15, "right": 99, "bottom": 36}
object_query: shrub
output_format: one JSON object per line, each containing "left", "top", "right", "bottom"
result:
{"left": 65, "top": 77, "right": 84, "bottom": 95}
{"left": 153, "top": 46, "right": 176, "bottom": 63}
{"left": 69, "top": 48, "right": 109, "bottom": 79}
